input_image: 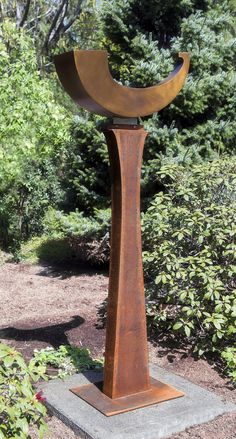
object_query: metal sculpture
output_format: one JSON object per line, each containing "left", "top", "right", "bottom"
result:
{"left": 55, "top": 50, "right": 189, "bottom": 117}
{"left": 54, "top": 49, "right": 190, "bottom": 416}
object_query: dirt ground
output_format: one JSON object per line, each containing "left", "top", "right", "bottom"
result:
{"left": 0, "top": 262, "right": 235, "bottom": 439}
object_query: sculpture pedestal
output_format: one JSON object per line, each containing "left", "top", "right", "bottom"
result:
{"left": 71, "top": 125, "right": 184, "bottom": 415}
{"left": 71, "top": 377, "right": 184, "bottom": 416}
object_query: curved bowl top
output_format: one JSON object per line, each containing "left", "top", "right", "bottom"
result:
{"left": 54, "top": 50, "right": 190, "bottom": 118}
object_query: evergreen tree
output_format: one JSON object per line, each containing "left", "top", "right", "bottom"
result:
{"left": 103, "top": 0, "right": 236, "bottom": 179}
{"left": 67, "top": 0, "right": 236, "bottom": 212}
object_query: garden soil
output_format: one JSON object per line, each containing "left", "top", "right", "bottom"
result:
{"left": 0, "top": 262, "right": 235, "bottom": 439}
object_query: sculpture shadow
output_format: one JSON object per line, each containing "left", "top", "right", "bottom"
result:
{"left": 81, "top": 369, "right": 104, "bottom": 385}
{"left": 0, "top": 315, "right": 84, "bottom": 348}
{"left": 36, "top": 262, "right": 108, "bottom": 280}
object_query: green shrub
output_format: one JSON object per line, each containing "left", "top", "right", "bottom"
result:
{"left": 70, "top": 0, "right": 236, "bottom": 214}
{"left": 19, "top": 207, "right": 111, "bottom": 265}
{"left": 0, "top": 21, "right": 71, "bottom": 250}
{"left": 43, "top": 208, "right": 111, "bottom": 265}
{"left": 0, "top": 342, "right": 103, "bottom": 438}
{"left": 19, "top": 236, "right": 73, "bottom": 265}
{"left": 142, "top": 157, "right": 236, "bottom": 363}
{"left": 31, "top": 345, "right": 103, "bottom": 380}
{"left": 0, "top": 344, "right": 47, "bottom": 439}
{"left": 221, "top": 347, "right": 236, "bottom": 384}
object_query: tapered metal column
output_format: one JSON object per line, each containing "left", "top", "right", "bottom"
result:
{"left": 70, "top": 124, "right": 184, "bottom": 416}
{"left": 103, "top": 125, "right": 150, "bottom": 399}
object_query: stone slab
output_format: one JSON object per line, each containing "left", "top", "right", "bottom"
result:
{"left": 40, "top": 365, "right": 235, "bottom": 439}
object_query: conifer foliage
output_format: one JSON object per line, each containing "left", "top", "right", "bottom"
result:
{"left": 102, "top": 0, "right": 236, "bottom": 159}
{"left": 68, "top": 0, "right": 235, "bottom": 212}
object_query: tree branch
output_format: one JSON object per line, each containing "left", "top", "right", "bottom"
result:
{"left": 52, "top": 0, "right": 69, "bottom": 38}
{"left": 61, "top": 2, "right": 83, "bottom": 33}
{"left": 43, "top": 0, "right": 68, "bottom": 52}
{"left": 19, "top": 0, "right": 31, "bottom": 28}
{"left": 44, "top": 1, "right": 83, "bottom": 53}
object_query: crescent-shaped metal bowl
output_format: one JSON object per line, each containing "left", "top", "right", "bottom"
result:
{"left": 54, "top": 50, "right": 190, "bottom": 118}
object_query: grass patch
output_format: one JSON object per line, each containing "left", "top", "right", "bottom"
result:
{"left": 19, "top": 236, "right": 74, "bottom": 264}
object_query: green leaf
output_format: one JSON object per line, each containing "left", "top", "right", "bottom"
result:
{"left": 38, "top": 421, "right": 48, "bottom": 439}
{"left": 198, "top": 348, "right": 205, "bottom": 356}
{"left": 198, "top": 236, "right": 204, "bottom": 244}
{"left": 162, "top": 274, "right": 167, "bottom": 284}
{"left": 3, "top": 356, "right": 14, "bottom": 367}
{"left": 155, "top": 275, "right": 162, "bottom": 285}
{"left": 16, "top": 418, "right": 29, "bottom": 435}
{"left": 173, "top": 322, "right": 183, "bottom": 330}
{"left": 213, "top": 321, "right": 222, "bottom": 330}
{"left": 179, "top": 291, "right": 187, "bottom": 300}
{"left": 184, "top": 326, "right": 191, "bottom": 337}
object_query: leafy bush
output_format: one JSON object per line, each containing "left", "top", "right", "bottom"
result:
{"left": 43, "top": 208, "right": 111, "bottom": 265}
{"left": 0, "top": 344, "right": 47, "bottom": 439}
{"left": 68, "top": 0, "right": 236, "bottom": 213}
{"left": 0, "top": 21, "right": 71, "bottom": 250}
{"left": 221, "top": 347, "right": 236, "bottom": 384}
{"left": 19, "top": 207, "right": 111, "bottom": 265}
{"left": 0, "top": 342, "right": 103, "bottom": 438}
{"left": 142, "top": 157, "right": 236, "bottom": 363}
{"left": 19, "top": 236, "right": 74, "bottom": 265}
{"left": 32, "top": 345, "right": 103, "bottom": 380}
{"left": 101, "top": 0, "right": 236, "bottom": 159}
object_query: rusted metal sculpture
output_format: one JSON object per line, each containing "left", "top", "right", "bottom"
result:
{"left": 55, "top": 50, "right": 189, "bottom": 117}
{"left": 54, "top": 50, "right": 190, "bottom": 416}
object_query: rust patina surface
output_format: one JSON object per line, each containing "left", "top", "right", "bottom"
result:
{"left": 54, "top": 50, "right": 189, "bottom": 117}
{"left": 55, "top": 50, "right": 189, "bottom": 415}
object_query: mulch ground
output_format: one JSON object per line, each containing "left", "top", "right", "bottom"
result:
{"left": 0, "top": 261, "right": 235, "bottom": 439}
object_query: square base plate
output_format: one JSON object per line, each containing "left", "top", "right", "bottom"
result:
{"left": 70, "top": 377, "right": 184, "bottom": 416}
{"left": 41, "top": 366, "right": 236, "bottom": 439}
